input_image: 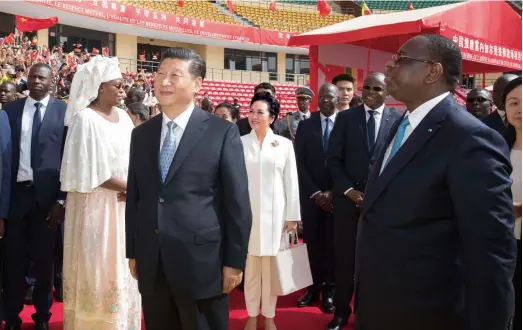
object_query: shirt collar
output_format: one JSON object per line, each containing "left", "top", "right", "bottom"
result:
{"left": 497, "top": 108, "right": 506, "bottom": 119}
{"left": 26, "top": 94, "right": 50, "bottom": 108}
{"left": 405, "top": 92, "right": 449, "bottom": 130}
{"left": 320, "top": 110, "right": 338, "bottom": 123}
{"left": 162, "top": 103, "right": 195, "bottom": 130}
{"left": 364, "top": 103, "right": 385, "bottom": 114}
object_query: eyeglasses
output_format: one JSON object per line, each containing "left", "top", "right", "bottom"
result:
{"left": 466, "top": 97, "right": 490, "bottom": 103}
{"left": 391, "top": 54, "right": 435, "bottom": 66}
{"left": 362, "top": 86, "right": 384, "bottom": 92}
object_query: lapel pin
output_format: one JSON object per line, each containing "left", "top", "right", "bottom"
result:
{"left": 428, "top": 129, "right": 433, "bottom": 133}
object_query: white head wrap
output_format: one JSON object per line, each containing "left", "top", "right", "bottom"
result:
{"left": 64, "top": 56, "right": 122, "bottom": 126}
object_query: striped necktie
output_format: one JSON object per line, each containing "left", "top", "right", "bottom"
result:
{"left": 159, "top": 121, "right": 177, "bottom": 182}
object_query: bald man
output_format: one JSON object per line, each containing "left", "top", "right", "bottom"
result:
{"left": 482, "top": 74, "right": 519, "bottom": 135}
{"left": 466, "top": 88, "right": 492, "bottom": 119}
{"left": 326, "top": 73, "right": 401, "bottom": 330}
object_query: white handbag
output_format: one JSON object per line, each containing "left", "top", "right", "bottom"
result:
{"left": 271, "top": 231, "right": 313, "bottom": 296}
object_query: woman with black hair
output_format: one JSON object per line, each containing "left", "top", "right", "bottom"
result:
{"left": 241, "top": 92, "right": 301, "bottom": 330}
{"left": 503, "top": 76, "right": 522, "bottom": 330}
{"left": 214, "top": 102, "right": 237, "bottom": 123}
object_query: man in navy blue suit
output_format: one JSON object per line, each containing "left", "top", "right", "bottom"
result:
{"left": 327, "top": 73, "right": 399, "bottom": 330}
{"left": 355, "top": 34, "right": 516, "bottom": 330}
{"left": 3, "top": 63, "right": 67, "bottom": 330}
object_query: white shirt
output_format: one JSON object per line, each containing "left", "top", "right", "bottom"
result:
{"left": 160, "top": 103, "right": 194, "bottom": 151}
{"left": 380, "top": 92, "right": 449, "bottom": 173}
{"left": 497, "top": 109, "right": 506, "bottom": 123}
{"left": 365, "top": 103, "right": 385, "bottom": 142}
{"left": 17, "top": 95, "right": 50, "bottom": 182}
{"left": 299, "top": 111, "right": 311, "bottom": 120}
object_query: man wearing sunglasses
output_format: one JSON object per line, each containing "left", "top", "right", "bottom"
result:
{"left": 326, "top": 72, "right": 399, "bottom": 330}
{"left": 355, "top": 34, "right": 516, "bottom": 330}
{"left": 466, "top": 88, "right": 492, "bottom": 119}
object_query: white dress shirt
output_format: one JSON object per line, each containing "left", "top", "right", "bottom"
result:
{"left": 160, "top": 103, "right": 195, "bottom": 151}
{"left": 380, "top": 92, "right": 449, "bottom": 173}
{"left": 17, "top": 95, "right": 50, "bottom": 182}
{"left": 365, "top": 103, "right": 385, "bottom": 142}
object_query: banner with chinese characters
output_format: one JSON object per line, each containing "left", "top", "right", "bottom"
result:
{"left": 25, "top": 0, "right": 299, "bottom": 47}
{"left": 441, "top": 27, "right": 521, "bottom": 71}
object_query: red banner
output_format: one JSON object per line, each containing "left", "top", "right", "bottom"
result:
{"left": 441, "top": 27, "right": 521, "bottom": 71}
{"left": 25, "top": 0, "right": 300, "bottom": 47}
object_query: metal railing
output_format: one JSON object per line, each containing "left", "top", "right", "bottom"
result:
{"left": 118, "top": 57, "right": 310, "bottom": 84}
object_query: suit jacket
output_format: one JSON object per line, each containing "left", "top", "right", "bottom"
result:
{"left": 294, "top": 111, "right": 332, "bottom": 199}
{"left": 126, "top": 108, "right": 252, "bottom": 299}
{"left": 481, "top": 110, "right": 505, "bottom": 136}
{"left": 356, "top": 95, "right": 516, "bottom": 330}
{"left": 237, "top": 117, "right": 287, "bottom": 136}
{"left": 5, "top": 97, "right": 67, "bottom": 210}
{"left": 0, "top": 110, "right": 11, "bottom": 219}
{"left": 328, "top": 105, "right": 399, "bottom": 197}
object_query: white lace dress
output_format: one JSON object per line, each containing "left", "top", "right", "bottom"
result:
{"left": 60, "top": 107, "right": 141, "bottom": 330}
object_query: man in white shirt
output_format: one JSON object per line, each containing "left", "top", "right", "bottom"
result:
{"left": 355, "top": 34, "right": 516, "bottom": 330}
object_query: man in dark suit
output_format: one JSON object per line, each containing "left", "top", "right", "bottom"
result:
{"left": 356, "top": 34, "right": 516, "bottom": 330}
{"left": 3, "top": 63, "right": 67, "bottom": 330}
{"left": 481, "top": 74, "right": 519, "bottom": 135}
{"left": 126, "top": 47, "right": 252, "bottom": 330}
{"left": 237, "top": 82, "right": 287, "bottom": 136}
{"left": 294, "top": 83, "right": 338, "bottom": 314}
{"left": 327, "top": 72, "right": 399, "bottom": 330}
{"left": 0, "top": 109, "right": 11, "bottom": 237}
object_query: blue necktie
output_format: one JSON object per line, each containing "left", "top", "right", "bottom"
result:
{"left": 367, "top": 110, "right": 376, "bottom": 153}
{"left": 31, "top": 102, "right": 42, "bottom": 169}
{"left": 159, "top": 121, "right": 177, "bottom": 182}
{"left": 389, "top": 116, "right": 410, "bottom": 159}
{"left": 323, "top": 117, "right": 331, "bottom": 151}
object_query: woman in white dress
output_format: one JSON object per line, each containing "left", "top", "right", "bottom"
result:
{"left": 503, "top": 76, "right": 522, "bottom": 330}
{"left": 60, "top": 56, "right": 141, "bottom": 329}
{"left": 241, "top": 92, "right": 301, "bottom": 330}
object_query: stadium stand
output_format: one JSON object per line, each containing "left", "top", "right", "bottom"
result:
{"left": 231, "top": 2, "right": 353, "bottom": 33}
{"left": 359, "top": 0, "right": 461, "bottom": 11}
{"left": 119, "top": 0, "right": 240, "bottom": 25}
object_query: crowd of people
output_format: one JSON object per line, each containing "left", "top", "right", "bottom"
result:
{"left": 0, "top": 33, "right": 521, "bottom": 330}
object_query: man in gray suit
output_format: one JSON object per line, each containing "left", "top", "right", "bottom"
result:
{"left": 283, "top": 86, "right": 314, "bottom": 142}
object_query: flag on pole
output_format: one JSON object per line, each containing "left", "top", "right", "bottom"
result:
{"left": 227, "top": 0, "right": 235, "bottom": 13}
{"left": 269, "top": 0, "right": 277, "bottom": 12}
{"left": 15, "top": 15, "right": 58, "bottom": 32}
{"left": 317, "top": 0, "right": 331, "bottom": 17}
{"left": 408, "top": 1, "right": 414, "bottom": 10}
{"left": 361, "top": 1, "right": 372, "bottom": 15}
{"left": 178, "top": 1, "right": 184, "bottom": 7}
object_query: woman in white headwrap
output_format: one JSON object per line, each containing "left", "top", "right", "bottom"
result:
{"left": 60, "top": 56, "right": 141, "bottom": 329}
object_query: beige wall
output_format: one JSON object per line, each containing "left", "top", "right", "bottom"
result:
{"left": 204, "top": 45, "right": 224, "bottom": 70}
{"left": 36, "top": 29, "right": 49, "bottom": 47}
{"left": 116, "top": 34, "right": 138, "bottom": 72}
{"left": 136, "top": 36, "right": 206, "bottom": 55}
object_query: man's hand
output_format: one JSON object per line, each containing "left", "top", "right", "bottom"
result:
{"left": 0, "top": 218, "right": 5, "bottom": 238}
{"left": 514, "top": 203, "right": 522, "bottom": 219}
{"left": 128, "top": 259, "right": 138, "bottom": 280}
{"left": 312, "top": 193, "right": 328, "bottom": 208}
{"left": 346, "top": 189, "right": 364, "bottom": 207}
{"left": 222, "top": 266, "right": 243, "bottom": 294}
{"left": 47, "top": 202, "right": 65, "bottom": 229}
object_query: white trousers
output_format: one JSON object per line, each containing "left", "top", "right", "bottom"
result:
{"left": 244, "top": 255, "right": 278, "bottom": 318}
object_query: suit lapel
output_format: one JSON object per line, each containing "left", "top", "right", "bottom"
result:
{"left": 148, "top": 114, "right": 163, "bottom": 185}
{"left": 15, "top": 99, "right": 26, "bottom": 147}
{"left": 311, "top": 112, "right": 324, "bottom": 152}
{"left": 375, "top": 107, "right": 394, "bottom": 149}
{"left": 164, "top": 108, "right": 209, "bottom": 185}
{"left": 39, "top": 97, "right": 55, "bottom": 141}
{"left": 364, "top": 97, "right": 451, "bottom": 211}
{"left": 355, "top": 106, "right": 370, "bottom": 155}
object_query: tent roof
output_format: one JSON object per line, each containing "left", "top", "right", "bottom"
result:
{"left": 288, "top": 1, "right": 521, "bottom": 50}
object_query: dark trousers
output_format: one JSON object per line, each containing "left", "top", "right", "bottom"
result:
{"left": 514, "top": 239, "right": 521, "bottom": 330}
{"left": 332, "top": 197, "right": 360, "bottom": 320}
{"left": 4, "top": 184, "right": 56, "bottom": 324}
{"left": 301, "top": 199, "right": 335, "bottom": 292}
{"left": 142, "top": 261, "right": 229, "bottom": 330}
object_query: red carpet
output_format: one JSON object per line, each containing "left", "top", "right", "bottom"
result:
{"left": 20, "top": 289, "right": 355, "bottom": 329}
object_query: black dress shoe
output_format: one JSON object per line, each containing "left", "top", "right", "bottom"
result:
{"left": 35, "top": 322, "right": 49, "bottom": 330}
{"left": 55, "top": 286, "right": 64, "bottom": 302}
{"left": 321, "top": 290, "right": 335, "bottom": 314}
{"left": 4, "top": 324, "right": 21, "bottom": 330}
{"left": 24, "top": 285, "right": 34, "bottom": 305}
{"left": 326, "top": 316, "right": 348, "bottom": 330}
{"left": 296, "top": 290, "right": 320, "bottom": 307}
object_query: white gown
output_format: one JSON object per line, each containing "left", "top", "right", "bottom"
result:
{"left": 60, "top": 107, "right": 141, "bottom": 330}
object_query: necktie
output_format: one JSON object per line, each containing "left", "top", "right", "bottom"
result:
{"left": 159, "top": 121, "right": 177, "bottom": 182}
{"left": 367, "top": 110, "right": 376, "bottom": 153}
{"left": 31, "top": 102, "right": 42, "bottom": 169}
{"left": 388, "top": 116, "right": 410, "bottom": 159}
{"left": 323, "top": 117, "right": 331, "bottom": 151}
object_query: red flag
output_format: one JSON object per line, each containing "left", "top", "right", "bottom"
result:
{"left": 227, "top": 0, "right": 234, "bottom": 13}
{"left": 4, "top": 33, "right": 14, "bottom": 45}
{"left": 317, "top": 0, "right": 331, "bottom": 17}
{"left": 268, "top": 0, "right": 277, "bottom": 12}
{"left": 92, "top": 48, "right": 99, "bottom": 55}
{"left": 178, "top": 0, "right": 184, "bottom": 7}
{"left": 361, "top": 1, "right": 372, "bottom": 15}
{"left": 102, "top": 46, "right": 109, "bottom": 56}
{"left": 408, "top": 1, "right": 414, "bottom": 10}
{"left": 16, "top": 15, "right": 58, "bottom": 32}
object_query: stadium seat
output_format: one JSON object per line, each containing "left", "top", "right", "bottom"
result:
{"left": 360, "top": 0, "right": 462, "bottom": 11}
